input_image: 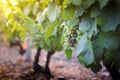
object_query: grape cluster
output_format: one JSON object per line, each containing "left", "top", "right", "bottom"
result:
{"left": 64, "top": 26, "right": 80, "bottom": 49}
{"left": 67, "top": 28, "right": 77, "bottom": 47}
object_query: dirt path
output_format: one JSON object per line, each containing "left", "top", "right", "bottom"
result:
{"left": 0, "top": 41, "right": 111, "bottom": 80}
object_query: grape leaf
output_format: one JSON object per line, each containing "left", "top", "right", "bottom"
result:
{"left": 96, "top": 4, "right": 120, "bottom": 31}
{"left": 96, "top": 31, "right": 120, "bottom": 50}
{"left": 47, "top": 0, "right": 57, "bottom": 22}
{"left": 82, "top": 0, "right": 96, "bottom": 8}
{"left": 72, "top": 0, "right": 82, "bottom": 5}
{"left": 87, "top": 62, "right": 102, "bottom": 73}
{"left": 92, "top": 41, "right": 103, "bottom": 59}
{"left": 75, "top": 6, "right": 85, "bottom": 17}
{"left": 103, "top": 51, "right": 113, "bottom": 65}
{"left": 23, "top": 4, "right": 31, "bottom": 16}
{"left": 44, "top": 23, "right": 55, "bottom": 39}
{"left": 66, "top": 0, "right": 72, "bottom": 4}
{"left": 4, "top": 8, "right": 12, "bottom": 18}
{"left": 79, "top": 15, "right": 97, "bottom": 38}
{"left": 104, "top": 47, "right": 120, "bottom": 68}
{"left": 9, "top": 0, "right": 18, "bottom": 6}
{"left": 90, "top": 4, "right": 101, "bottom": 17}
{"left": 62, "top": 8, "right": 75, "bottom": 20}
{"left": 76, "top": 34, "right": 94, "bottom": 65}
{"left": 65, "top": 49, "right": 72, "bottom": 60}
{"left": 66, "top": 0, "right": 82, "bottom": 5}
{"left": 36, "top": 11, "right": 45, "bottom": 23}
{"left": 32, "top": 2, "right": 39, "bottom": 15}
{"left": 67, "top": 18, "right": 79, "bottom": 27}
{"left": 44, "top": 21, "right": 59, "bottom": 39}
{"left": 98, "top": 0, "right": 109, "bottom": 8}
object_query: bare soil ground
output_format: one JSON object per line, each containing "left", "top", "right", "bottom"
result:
{"left": 0, "top": 39, "right": 111, "bottom": 80}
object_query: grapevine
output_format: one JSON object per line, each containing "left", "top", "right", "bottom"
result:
{"left": 0, "top": 0, "right": 120, "bottom": 79}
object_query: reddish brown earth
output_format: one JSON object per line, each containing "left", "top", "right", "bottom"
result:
{"left": 0, "top": 39, "right": 111, "bottom": 80}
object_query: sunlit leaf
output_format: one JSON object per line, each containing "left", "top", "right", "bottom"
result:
{"left": 9, "top": 0, "right": 18, "bottom": 6}
{"left": 62, "top": 8, "right": 75, "bottom": 20}
{"left": 32, "top": 2, "right": 39, "bottom": 15}
{"left": 23, "top": 4, "right": 31, "bottom": 16}
{"left": 36, "top": 11, "right": 45, "bottom": 23}
{"left": 5, "top": 8, "right": 12, "bottom": 18}
{"left": 62, "top": 0, "right": 68, "bottom": 9}
{"left": 44, "top": 21, "right": 59, "bottom": 38}
{"left": 1, "top": 0, "right": 7, "bottom": 3}
{"left": 40, "top": 0, "right": 49, "bottom": 9}
{"left": 66, "top": 0, "right": 72, "bottom": 4}
{"left": 47, "top": 0, "right": 57, "bottom": 22}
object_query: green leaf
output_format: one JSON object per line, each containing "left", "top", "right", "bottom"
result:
{"left": 72, "top": 0, "right": 82, "bottom": 5}
{"left": 44, "top": 23, "right": 55, "bottom": 39}
{"left": 65, "top": 49, "right": 72, "bottom": 59}
{"left": 96, "top": 4, "right": 120, "bottom": 31}
{"left": 66, "top": 0, "right": 72, "bottom": 4}
{"left": 44, "top": 21, "right": 60, "bottom": 38}
{"left": 90, "top": 4, "right": 101, "bottom": 17}
{"left": 62, "top": 8, "right": 75, "bottom": 20}
{"left": 66, "top": 0, "right": 82, "bottom": 5}
{"left": 4, "top": 8, "right": 12, "bottom": 18}
{"left": 32, "top": 2, "right": 39, "bottom": 15}
{"left": 23, "top": 19, "right": 39, "bottom": 33}
{"left": 75, "top": 6, "right": 85, "bottom": 17}
{"left": 93, "top": 41, "right": 103, "bottom": 59}
{"left": 62, "top": 0, "right": 68, "bottom": 9}
{"left": 47, "top": 0, "right": 57, "bottom": 22}
{"left": 23, "top": 4, "right": 31, "bottom": 16}
{"left": 76, "top": 34, "right": 94, "bottom": 65}
{"left": 46, "top": 39, "right": 51, "bottom": 46}
{"left": 82, "top": 0, "right": 96, "bottom": 8}
{"left": 103, "top": 51, "right": 113, "bottom": 65}
{"left": 67, "top": 18, "right": 79, "bottom": 27}
{"left": 96, "top": 31, "right": 120, "bottom": 50}
{"left": 79, "top": 15, "right": 97, "bottom": 38}
{"left": 39, "top": 41, "right": 45, "bottom": 48}
{"left": 88, "top": 62, "right": 102, "bottom": 73}
{"left": 98, "top": 0, "right": 109, "bottom": 8}
{"left": 36, "top": 11, "right": 45, "bottom": 23}
{"left": 103, "top": 47, "right": 120, "bottom": 68}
